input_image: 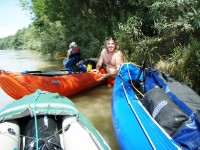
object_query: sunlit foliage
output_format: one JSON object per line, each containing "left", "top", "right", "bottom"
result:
{"left": 0, "top": 0, "right": 200, "bottom": 93}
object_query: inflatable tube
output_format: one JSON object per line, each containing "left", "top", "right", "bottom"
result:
{"left": 0, "top": 92, "right": 111, "bottom": 150}
{"left": 0, "top": 121, "right": 20, "bottom": 150}
{"left": 62, "top": 116, "right": 100, "bottom": 150}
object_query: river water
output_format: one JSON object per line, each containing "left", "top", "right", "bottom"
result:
{"left": 0, "top": 49, "right": 119, "bottom": 150}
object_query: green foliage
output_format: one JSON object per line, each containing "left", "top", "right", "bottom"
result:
{"left": 0, "top": 36, "right": 13, "bottom": 49}
{"left": 0, "top": 25, "right": 40, "bottom": 50}
{"left": 179, "top": 38, "right": 200, "bottom": 93}
{"left": 169, "top": 46, "right": 185, "bottom": 62}
{"left": 1, "top": 0, "right": 200, "bottom": 94}
{"left": 156, "top": 38, "right": 200, "bottom": 94}
{"left": 148, "top": 0, "right": 200, "bottom": 36}
{"left": 34, "top": 21, "right": 67, "bottom": 57}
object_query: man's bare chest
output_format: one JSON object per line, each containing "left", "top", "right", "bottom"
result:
{"left": 103, "top": 53, "right": 116, "bottom": 66}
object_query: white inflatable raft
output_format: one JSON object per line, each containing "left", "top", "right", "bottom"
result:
{"left": 0, "top": 90, "right": 110, "bottom": 150}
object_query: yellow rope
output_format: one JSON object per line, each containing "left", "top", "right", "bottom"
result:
{"left": 126, "top": 63, "right": 144, "bottom": 97}
{"left": 118, "top": 63, "right": 156, "bottom": 149}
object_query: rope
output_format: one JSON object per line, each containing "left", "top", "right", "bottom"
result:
{"left": 127, "top": 63, "right": 144, "bottom": 97}
{"left": 0, "top": 93, "right": 80, "bottom": 150}
{"left": 0, "top": 116, "right": 78, "bottom": 149}
{"left": 120, "top": 63, "right": 156, "bottom": 149}
{"left": 34, "top": 89, "right": 42, "bottom": 150}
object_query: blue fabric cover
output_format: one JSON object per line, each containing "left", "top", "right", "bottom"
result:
{"left": 145, "top": 68, "right": 200, "bottom": 150}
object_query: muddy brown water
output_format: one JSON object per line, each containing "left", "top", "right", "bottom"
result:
{"left": 0, "top": 49, "right": 119, "bottom": 150}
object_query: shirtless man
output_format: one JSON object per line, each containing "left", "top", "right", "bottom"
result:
{"left": 93, "top": 37, "right": 124, "bottom": 85}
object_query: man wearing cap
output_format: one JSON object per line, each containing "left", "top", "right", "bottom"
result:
{"left": 63, "top": 42, "right": 81, "bottom": 69}
{"left": 66, "top": 42, "right": 80, "bottom": 59}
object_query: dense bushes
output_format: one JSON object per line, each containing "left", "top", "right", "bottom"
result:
{"left": 155, "top": 38, "right": 200, "bottom": 94}
{"left": 0, "top": 0, "right": 200, "bottom": 94}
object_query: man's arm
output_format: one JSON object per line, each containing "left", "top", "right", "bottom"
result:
{"left": 66, "top": 49, "right": 71, "bottom": 59}
{"left": 96, "top": 49, "right": 105, "bottom": 71}
{"left": 115, "top": 51, "right": 124, "bottom": 70}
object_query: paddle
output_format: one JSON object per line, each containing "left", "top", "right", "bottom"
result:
{"left": 21, "top": 70, "right": 42, "bottom": 74}
{"left": 21, "top": 68, "right": 70, "bottom": 74}
{"left": 21, "top": 69, "right": 72, "bottom": 76}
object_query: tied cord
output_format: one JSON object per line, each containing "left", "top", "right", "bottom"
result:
{"left": 34, "top": 89, "right": 42, "bottom": 150}
{"left": 118, "top": 63, "right": 156, "bottom": 149}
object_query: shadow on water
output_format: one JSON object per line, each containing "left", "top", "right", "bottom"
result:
{"left": 0, "top": 49, "right": 120, "bottom": 150}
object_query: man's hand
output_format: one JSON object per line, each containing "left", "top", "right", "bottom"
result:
{"left": 90, "top": 69, "right": 99, "bottom": 73}
{"left": 97, "top": 74, "right": 108, "bottom": 81}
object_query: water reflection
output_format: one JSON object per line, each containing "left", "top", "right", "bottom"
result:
{"left": 0, "top": 49, "right": 119, "bottom": 150}
{"left": 0, "top": 49, "right": 62, "bottom": 71}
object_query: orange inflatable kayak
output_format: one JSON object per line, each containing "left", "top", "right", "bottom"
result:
{"left": 0, "top": 69, "right": 106, "bottom": 100}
